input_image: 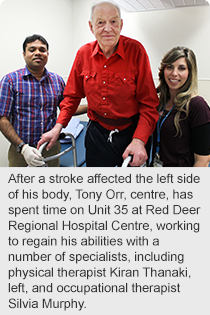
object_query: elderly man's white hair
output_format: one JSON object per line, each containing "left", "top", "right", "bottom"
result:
{"left": 90, "top": 1, "right": 121, "bottom": 21}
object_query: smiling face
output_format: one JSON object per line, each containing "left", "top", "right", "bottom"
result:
{"left": 89, "top": 2, "right": 123, "bottom": 58}
{"left": 23, "top": 39, "right": 49, "bottom": 73}
{"left": 164, "top": 57, "right": 189, "bottom": 96}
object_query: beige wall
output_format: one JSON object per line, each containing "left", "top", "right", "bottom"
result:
{"left": 0, "top": 0, "right": 210, "bottom": 166}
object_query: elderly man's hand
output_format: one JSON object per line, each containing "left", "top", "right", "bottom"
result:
{"left": 122, "top": 138, "right": 148, "bottom": 167}
{"left": 37, "top": 123, "right": 63, "bottom": 151}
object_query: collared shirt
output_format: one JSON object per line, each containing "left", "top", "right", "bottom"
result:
{"left": 0, "top": 67, "right": 65, "bottom": 145}
{"left": 57, "top": 35, "right": 159, "bottom": 143}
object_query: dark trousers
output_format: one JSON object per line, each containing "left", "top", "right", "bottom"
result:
{"left": 85, "top": 120, "right": 137, "bottom": 167}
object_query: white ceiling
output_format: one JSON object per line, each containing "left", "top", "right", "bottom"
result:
{"left": 112, "top": 0, "right": 209, "bottom": 12}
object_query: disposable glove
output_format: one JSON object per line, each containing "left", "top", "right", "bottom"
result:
{"left": 21, "top": 144, "right": 45, "bottom": 167}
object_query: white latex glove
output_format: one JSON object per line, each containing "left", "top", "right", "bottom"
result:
{"left": 21, "top": 144, "right": 45, "bottom": 167}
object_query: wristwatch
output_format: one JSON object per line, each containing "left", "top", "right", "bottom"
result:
{"left": 16, "top": 142, "right": 25, "bottom": 153}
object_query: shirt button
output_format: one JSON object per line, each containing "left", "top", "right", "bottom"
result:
{"left": 103, "top": 97, "right": 105, "bottom": 100}
{"left": 124, "top": 78, "right": 126, "bottom": 81}
{"left": 103, "top": 81, "right": 106, "bottom": 84}
{"left": 104, "top": 65, "right": 107, "bottom": 68}
{"left": 104, "top": 113, "right": 107, "bottom": 116}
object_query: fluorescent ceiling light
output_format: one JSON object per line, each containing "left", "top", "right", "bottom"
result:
{"left": 112, "top": 0, "right": 209, "bottom": 12}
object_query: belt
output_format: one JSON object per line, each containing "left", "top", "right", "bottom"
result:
{"left": 91, "top": 120, "right": 137, "bottom": 137}
{"left": 93, "top": 111, "right": 139, "bottom": 127}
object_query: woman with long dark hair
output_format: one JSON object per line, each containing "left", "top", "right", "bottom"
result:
{"left": 149, "top": 46, "right": 210, "bottom": 167}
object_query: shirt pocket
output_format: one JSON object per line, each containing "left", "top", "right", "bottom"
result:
{"left": 43, "top": 86, "right": 63, "bottom": 109}
{"left": 112, "top": 72, "right": 136, "bottom": 101}
{"left": 82, "top": 71, "right": 97, "bottom": 95}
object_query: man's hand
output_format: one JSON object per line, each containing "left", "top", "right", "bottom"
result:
{"left": 21, "top": 144, "right": 45, "bottom": 167}
{"left": 37, "top": 123, "right": 63, "bottom": 151}
{"left": 122, "top": 138, "right": 148, "bottom": 167}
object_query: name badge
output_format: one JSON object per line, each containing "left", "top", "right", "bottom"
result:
{"left": 153, "top": 153, "right": 163, "bottom": 167}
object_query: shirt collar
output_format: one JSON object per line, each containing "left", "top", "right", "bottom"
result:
{"left": 23, "top": 66, "right": 31, "bottom": 77}
{"left": 91, "top": 35, "right": 125, "bottom": 59}
{"left": 23, "top": 66, "right": 49, "bottom": 79}
{"left": 114, "top": 36, "right": 124, "bottom": 59}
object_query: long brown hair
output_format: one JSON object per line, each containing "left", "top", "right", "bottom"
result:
{"left": 157, "top": 46, "right": 198, "bottom": 136}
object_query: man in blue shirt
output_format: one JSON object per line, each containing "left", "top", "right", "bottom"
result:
{"left": 0, "top": 34, "right": 65, "bottom": 167}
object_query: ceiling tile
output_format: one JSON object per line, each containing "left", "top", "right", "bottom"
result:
{"left": 112, "top": 0, "right": 209, "bottom": 11}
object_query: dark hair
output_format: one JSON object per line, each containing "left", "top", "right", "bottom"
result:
{"left": 23, "top": 34, "right": 49, "bottom": 52}
{"left": 157, "top": 46, "right": 198, "bottom": 136}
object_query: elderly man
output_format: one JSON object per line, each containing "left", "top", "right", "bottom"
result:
{"left": 38, "top": 1, "right": 159, "bottom": 167}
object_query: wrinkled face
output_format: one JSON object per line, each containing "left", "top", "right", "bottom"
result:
{"left": 23, "top": 39, "right": 49, "bottom": 72}
{"left": 89, "top": 3, "right": 123, "bottom": 58}
{"left": 164, "top": 57, "right": 189, "bottom": 95}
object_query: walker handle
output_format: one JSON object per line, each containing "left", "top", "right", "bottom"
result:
{"left": 121, "top": 155, "right": 133, "bottom": 167}
{"left": 121, "top": 155, "right": 147, "bottom": 167}
{"left": 38, "top": 132, "right": 77, "bottom": 166}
